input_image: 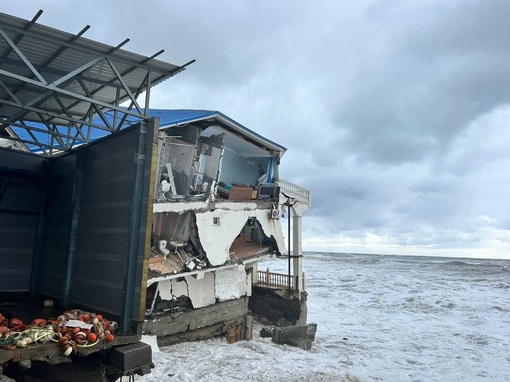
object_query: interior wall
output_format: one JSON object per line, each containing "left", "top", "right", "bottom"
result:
{"left": 219, "top": 148, "right": 261, "bottom": 186}
{"left": 197, "top": 134, "right": 224, "bottom": 190}
{"left": 158, "top": 126, "right": 200, "bottom": 197}
{"left": 158, "top": 211, "right": 191, "bottom": 243}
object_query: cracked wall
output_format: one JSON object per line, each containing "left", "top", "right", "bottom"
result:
{"left": 195, "top": 209, "right": 286, "bottom": 266}
{"left": 158, "top": 273, "right": 215, "bottom": 309}
{"left": 215, "top": 265, "right": 250, "bottom": 301}
{"left": 156, "top": 266, "right": 251, "bottom": 309}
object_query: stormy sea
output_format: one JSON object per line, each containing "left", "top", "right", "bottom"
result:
{"left": 137, "top": 252, "right": 510, "bottom": 382}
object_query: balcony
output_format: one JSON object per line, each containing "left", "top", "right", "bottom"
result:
{"left": 255, "top": 268, "right": 306, "bottom": 292}
{"left": 276, "top": 178, "right": 311, "bottom": 207}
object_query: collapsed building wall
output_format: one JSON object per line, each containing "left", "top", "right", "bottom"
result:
{"left": 155, "top": 265, "right": 250, "bottom": 310}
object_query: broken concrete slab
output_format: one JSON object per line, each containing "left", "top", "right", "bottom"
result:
{"left": 250, "top": 296, "right": 282, "bottom": 324}
{"left": 250, "top": 289, "right": 304, "bottom": 324}
{"left": 285, "top": 337, "right": 312, "bottom": 350}
{"left": 271, "top": 323, "right": 317, "bottom": 350}
{"left": 144, "top": 296, "right": 249, "bottom": 343}
{"left": 243, "top": 315, "right": 254, "bottom": 341}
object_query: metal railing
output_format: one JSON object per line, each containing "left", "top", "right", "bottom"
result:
{"left": 256, "top": 268, "right": 306, "bottom": 291}
{"left": 276, "top": 178, "right": 311, "bottom": 206}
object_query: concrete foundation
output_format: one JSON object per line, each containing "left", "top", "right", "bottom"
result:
{"left": 249, "top": 287, "right": 307, "bottom": 325}
{"left": 143, "top": 296, "right": 251, "bottom": 346}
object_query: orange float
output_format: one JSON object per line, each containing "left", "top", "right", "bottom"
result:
{"left": 31, "top": 318, "right": 47, "bottom": 327}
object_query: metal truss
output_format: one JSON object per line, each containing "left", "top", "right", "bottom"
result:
{"left": 0, "top": 10, "right": 194, "bottom": 156}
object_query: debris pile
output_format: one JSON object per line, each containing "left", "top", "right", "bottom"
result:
{"left": 0, "top": 309, "right": 117, "bottom": 356}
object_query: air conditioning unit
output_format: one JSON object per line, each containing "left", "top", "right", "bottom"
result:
{"left": 258, "top": 184, "right": 279, "bottom": 200}
{"left": 270, "top": 208, "right": 279, "bottom": 219}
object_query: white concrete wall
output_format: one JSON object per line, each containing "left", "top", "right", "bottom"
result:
{"left": 158, "top": 278, "right": 188, "bottom": 301}
{"left": 255, "top": 209, "right": 286, "bottom": 256}
{"left": 158, "top": 272, "right": 215, "bottom": 309}
{"left": 215, "top": 265, "right": 250, "bottom": 301}
{"left": 185, "top": 273, "right": 216, "bottom": 308}
{"left": 195, "top": 209, "right": 285, "bottom": 266}
{"left": 195, "top": 210, "right": 244, "bottom": 266}
{"left": 156, "top": 266, "right": 252, "bottom": 309}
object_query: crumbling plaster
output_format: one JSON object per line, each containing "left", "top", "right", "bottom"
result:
{"left": 158, "top": 273, "right": 215, "bottom": 309}
{"left": 215, "top": 265, "right": 250, "bottom": 301}
{"left": 157, "top": 266, "right": 251, "bottom": 309}
{"left": 195, "top": 209, "right": 285, "bottom": 266}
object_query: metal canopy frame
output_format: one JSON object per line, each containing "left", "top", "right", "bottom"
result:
{"left": 0, "top": 10, "right": 194, "bottom": 156}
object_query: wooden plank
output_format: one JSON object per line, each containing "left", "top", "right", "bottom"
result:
{"left": 166, "top": 163, "right": 177, "bottom": 196}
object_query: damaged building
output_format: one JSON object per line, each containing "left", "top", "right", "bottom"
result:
{"left": 140, "top": 109, "right": 311, "bottom": 345}
{"left": 0, "top": 14, "right": 311, "bottom": 380}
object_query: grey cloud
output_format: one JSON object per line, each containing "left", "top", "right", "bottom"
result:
{"left": 326, "top": 1, "right": 510, "bottom": 166}
{"left": 3, "top": 1, "right": 510, "bottom": 257}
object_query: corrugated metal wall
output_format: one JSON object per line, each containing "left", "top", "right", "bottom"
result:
{"left": 0, "top": 150, "right": 46, "bottom": 292}
{"left": 0, "top": 118, "right": 157, "bottom": 332}
{"left": 37, "top": 154, "right": 76, "bottom": 298}
{"left": 67, "top": 122, "right": 151, "bottom": 319}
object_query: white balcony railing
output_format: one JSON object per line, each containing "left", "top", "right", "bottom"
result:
{"left": 276, "top": 178, "right": 311, "bottom": 207}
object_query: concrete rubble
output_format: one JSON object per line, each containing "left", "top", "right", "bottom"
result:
{"left": 263, "top": 323, "right": 317, "bottom": 350}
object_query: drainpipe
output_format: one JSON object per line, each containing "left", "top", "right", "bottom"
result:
{"left": 287, "top": 201, "right": 291, "bottom": 290}
{"left": 292, "top": 213, "right": 303, "bottom": 294}
{"left": 284, "top": 201, "right": 306, "bottom": 298}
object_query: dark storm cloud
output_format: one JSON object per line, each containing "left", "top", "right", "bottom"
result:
{"left": 332, "top": 1, "right": 510, "bottom": 165}
{"left": 2, "top": 1, "right": 510, "bottom": 257}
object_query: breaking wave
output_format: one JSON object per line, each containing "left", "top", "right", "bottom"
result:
{"left": 140, "top": 253, "right": 510, "bottom": 382}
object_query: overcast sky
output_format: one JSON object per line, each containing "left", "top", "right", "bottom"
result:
{"left": 4, "top": 1, "right": 510, "bottom": 259}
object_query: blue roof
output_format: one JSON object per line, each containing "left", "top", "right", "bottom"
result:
{"left": 13, "top": 108, "right": 286, "bottom": 154}
{"left": 149, "top": 109, "right": 286, "bottom": 153}
{"left": 149, "top": 109, "right": 219, "bottom": 126}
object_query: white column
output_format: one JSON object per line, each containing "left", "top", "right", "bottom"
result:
{"left": 251, "top": 265, "right": 258, "bottom": 285}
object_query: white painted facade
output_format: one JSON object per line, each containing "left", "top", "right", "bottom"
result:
{"left": 146, "top": 112, "right": 292, "bottom": 320}
{"left": 154, "top": 264, "right": 251, "bottom": 309}
{"left": 195, "top": 209, "right": 285, "bottom": 266}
